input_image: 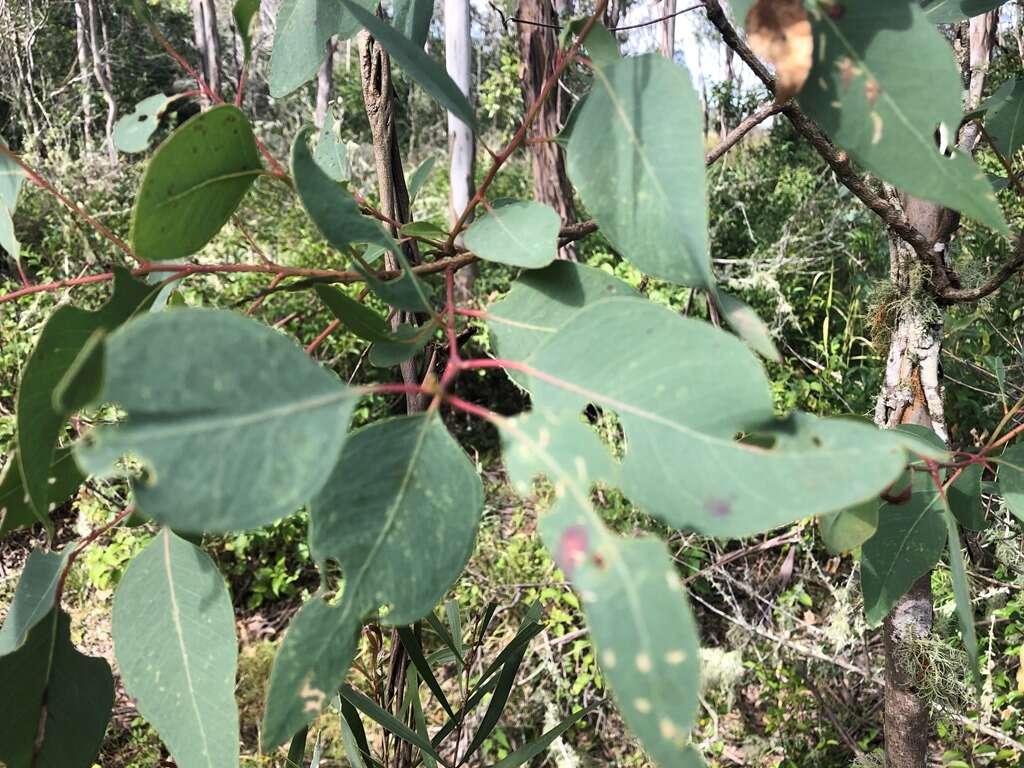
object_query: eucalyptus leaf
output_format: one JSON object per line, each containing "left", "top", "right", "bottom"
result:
{"left": 113, "top": 93, "right": 171, "bottom": 154}
{"left": 715, "top": 290, "right": 780, "bottom": 362}
{"left": 269, "top": 0, "right": 376, "bottom": 96}
{"left": 996, "top": 443, "right": 1024, "bottom": 523}
{"left": 131, "top": 105, "right": 263, "bottom": 260}
{"left": 76, "top": 309, "right": 357, "bottom": 532}
{"left": 338, "top": 0, "right": 476, "bottom": 129}
{"left": 394, "top": 0, "right": 434, "bottom": 47}
{"left": 861, "top": 471, "right": 946, "bottom": 625}
{"left": 941, "top": 500, "right": 979, "bottom": 682}
{"left": 263, "top": 414, "right": 483, "bottom": 746}
{"left": 17, "top": 268, "right": 157, "bottom": 519}
{"left": 0, "top": 609, "right": 114, "bottom": 768}
{"left": 921, "top": 0, "right": 1005, "bottom": 23}
{"left": 565, "top": 54, "right": 711, "bottom": 287}
{"left": 0, "top": 448, "right": 84, "bottom": 536}
{"left": 819, "top": 500, "right": 878, "bottom": 554}
{"left": 464, "top": 201, "right": 560, "bottom": 269}
{"left": 949, "top": 462, "right": 986, "bottom": 531}
{"left": 980, "top": 78, "right": 1024, "bottom": 159}
{"left": 798, "top": 0, "right": 1006, "bottom": 233}
{"left": 407, "top": 155, "right": 437, "bottom": 204}
{"left": 0, "top": 137, "right": 23, "bottom": 261}
{"left": 113, "top": 530, "right": 240, "bottom": 768}
{"left": 233, "top": 0, "right": 260, "bottom": 60}
{"left": 0, "top": 547, "right": 72, "bottom": 654}
{"left": 313, "top": 107, "right": 349, "bottom": 182}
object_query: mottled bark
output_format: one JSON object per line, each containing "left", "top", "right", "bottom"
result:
{"left": 516, "top": 0, "right": 578, "bottom": 260}
{"left": 358, "top": 28, "right": 427, "bottom": 414}
{"left": 85, "top": 0, "right": 116, "bottom": 163}
{"left": 74, "top": 0, "right": 93, "bottom": 148}
{"left": 191, "top": 0, "right": 222, "bottom": 99}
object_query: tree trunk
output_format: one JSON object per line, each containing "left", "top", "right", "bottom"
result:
{"left": 86, "top": 0, "right": 116, "bottom": 163}
{"left": 74, "top": 0, "right": 93, "bottom": 149}
{"left": 659, "top": 0, "right": 676, "bottom": 60}
{"left": 445, "top": 0, "right": 477, "bottom": 297}
{"left": 358, "top": 27, "right": 427, "bottom": 415}
{"left": 874, "top": 16, "right": 994, "bottom": 764}
{"left": 314, "top": 38, "right": 336, "bottom": 129}
{"left": 516, "top": 0, "right": 579, "bottom": 260}
{"left": 191, "top": 0, "right": 222, "bottom": 100}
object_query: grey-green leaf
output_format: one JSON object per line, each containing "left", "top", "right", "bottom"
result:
{"left": 393, "top": 0, "right": 434, "bottom": 48}
{"left": 819, "top": 500, "right": 879, "bottom": 554}
{"left": 313, "top": 107, "right": 349, "bottom": 182}
{"left": 0, "top": 609, "right": 114, "bottom": 768}
{"left": 0, "top": 448, "right": 84, "bottom": 536}
{"left": 921, "top": 0, "right": 1005, "bottom": 23}
{"left": 949, "top": 462, "right": 986, "bottom": 531}
{"left": 263, "top": 413, "right": 483, "bottom": 746}
{"left": 17, "top": 268, "right": 157, "bottom": 519}
{"left": 797, "top": 0, "right": 1006, "bottom": 234}
{"left": 75, "top": 309, "right": 357, "bottom": 532}
{"left": 981, "top": 78, "right": 1024, "bottom": 160}
{"left": 338, "top": 0, "right": 476, "bottom": 129}
{"left": 113, "top": 93, "right": 171, "bottom": 153}
{"left": 565, "top": 54, "right": 711, "bottom": 287}
{"left": 131, "top": 105, "right": 263, "bottom": 260}
{"left": 407, "top": 155, "right": 436, "bottom": 204}
{"left": 113, "top": 530, "right": 240, "bottom": 768}
{"left": 0, "top": 547, "right": 72, "bottom": 654}
{"left": 715, "top": 289, "right": 780, "bottom": 362}
{"left": 861, "top": 472, "right": 947, "bottom": 625}
{"left": 233, "top": 0, "right": 260, "bottom": 60}
{"left": 940, "top": 500, "right": 979, "bottom": 682}
{"left": 269, "top": 0, "right": 376, "bottom": 96}
{"left": 464, "top": 201, "right": 560, "bottom": 269}
{"left": 501, "top": 297, "right": 931, "bottom": 537}
{"left": 292, "top": 126, "right": 397, "bottom": 254}
{"left": 996, "top": 443, "right": 1024, "bottom": 523}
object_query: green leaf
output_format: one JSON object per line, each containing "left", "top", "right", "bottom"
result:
{"left": 980, "top": 78, "right": 1024, "bottom": 159}
{"left": 406, "top": 669, "right": 437, "bottom": 768}
{"left": 340, "top": 685, "right": 447, "bottom": 764}
{"left": 75, "top": 309, "right": 357, "bottom": 532}
{"left": 0, "top": 547, "right": 72, "bottom": 654}
{"left": 940, "top": 499, "right": 979, "bottom": 683}
{"left": 338, "top": 0, "right": 476, "bottom": 129}
{"left": 338, "top": 695, "right": 373, "bottom": 768}
{"left": 425, "top": 610, "right": 465, "bottom": 668}
{"left": 715, "top": 290, "right": 780, "bottom": 362}
{"left": 921, "top": 0, "right": 1005, "bottom": 23}
{"left": 949, "top": 462, "right": 986, "bottom": 531}
{"left": 113, "top": 93, "right": 171, "bottom": 154}
{"left": 996, "top": 443, "right": 1024, "bottom": 523}
{"left": 131, "top": 105, "right": 263, "bottom": 260}
{"left": 0, "top": 609, "right": 114, "bottom": 768}
{"left": 263, "top": 414, "right": 483, "bottom": 746}
{"left": 462, "top": 630, "right": 529, "bottom": 759}
{"left": 464, "top": 201, "right": 560, "bottom": 269}
{"left": 315, "top": 285, "right": 434, "bottom": 366}
{"left": 17, "top": 268, "right": 157, "bottom": 519}
{"left": 393, "top": 0, "right": 433, "bottom": 47}
{"left": 488, "top": 262, "right": 640, "bottom": 390}
{"left": 292, "top": 126, "right": 398, "bottom": 254}
{"left": 397, "top": 627, "right": 456, "bottom": 719}
{"left": 797, "top": 0, "right": 1006, "bottom": 234}
{"left": 819, "top": 500, "right": 879, "bottom": 554}
{"left": 287, "top": 727, "right": 309, "bottom": 768}
{"left": 0, "top": 448, "right": 84, "bottom": 536}
{"left": 565, "top": 54, "right": 711, "bottom": 287}
{"left": 729, "top": 0, "right": 754, "bottom": 24}
{"left": 401, "top": 220, "right": 449, "bottom": 239}
{"left": 0, "top": 137, "right": 23, "bottom": 262}
{"left": 861, "top": 471, "right": 947, "bottom": 625}
{"left": 407, "top": 155, "right": 436, "bottom": 204}
{"left": 355, "top": 249, "right": 436, "bottom": 313}
{"left": 486, "top": 704, "right": 596, "bottom": 768}
{"left": 113, "top": 530, "right": 240, "bottom": 768}
{"left": 313, "top": 106, "right": 349, "bottom": 182}
{"left": 499, "top": 414, "right": 704, "bottom": 768}
{"left": 497, "top": 296, "right": 932, "bottom": 537}
{"left": 233, "top": 0, "right": 260, "bottom": 59}
{"left": 269, "top": 0, "right": 376, "bottom": 96}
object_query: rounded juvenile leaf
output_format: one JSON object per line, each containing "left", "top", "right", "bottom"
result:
{"left": 75, "top": 309, "right": 357, "bottom": 532}
{"left": 131, "top": 105, "right": 262, "bottom": 261}
{"left": 996, "top": 443, "right": 1024, "bottom": 524}
{"left": 113, "top": 530, "right": 239, "bottom": 768}
{"left": 464, "top": 201, "right": 560, "bottom": 268}
{"left": 565, "top": 55, "right": 711, "bottom": 287}
{"left": 0, "top": 609, "right": 114, "bottom": 768}
{"left": 113, "top": 93, "right": 170, "bottom": 154}
{"left": 797, "top": 0, "right": 1006, "bottom": 233}
{"left": 819, "top": 501, "right": 878, "bottom": 554}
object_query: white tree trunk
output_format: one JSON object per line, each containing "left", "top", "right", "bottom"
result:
{"left": 315, "top": 39, "right": 336, "bottom": 129}
{"left": 659, "top": 0, "right": 676, "bottom": 60}
{"left": 74, "top": 0, "right": 93, "bottom": 149}
{"left": 86, "top": 0, "right": 116, "bottom": 163}
{"left": 445, "top": 0, "right": 477, "bottom": 295}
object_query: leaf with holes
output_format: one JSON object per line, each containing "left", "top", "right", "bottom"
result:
{"left": 131, "top": 105, "right": 263, "bottom": 260}
{"left": 113, "top": 93, "right": 171, "bottom": 154}
{"left": 17, "top": 268, "right": 157, "bottom": 520}
{"left": 113, "top": 530, "right": 239, "bottom": 768}
{"left": 494, "top": 296, "right": 938, "bottom": 538}
{"left": 464, "top": 201, "right": 560, "bottom": 269}
{"left": 500, "top": 412, "right": 703, "bottom": 768}
{"left": 0, "top": 609, "right": 114, "bottom": 768}
{"left": 797, "top": 0, "right": 1006, "bottom": 233}
{"left": 565, "top": 55, "right": 710, "bottom": 287}
{"left": 861, "top": 471, "right": 946, "bottom": 625}
{"left": 75, "top": 309, "right": 357, "bottom": 532}
{"left": 263, "top": 414, "right": 483, "bottom": 747}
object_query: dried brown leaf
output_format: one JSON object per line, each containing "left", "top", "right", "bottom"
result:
{"left": 747, "top": 0, "right": 813, "bottom": 102}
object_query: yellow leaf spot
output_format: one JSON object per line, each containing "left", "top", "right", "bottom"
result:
{"left": 665, "top": 650, "right": 687, "bottom": 665}
{"left": 635, "top": 653, "right": 652, "bottom": 673}
{"left": 634, "top": 698, "right": 652, "bottom": 713}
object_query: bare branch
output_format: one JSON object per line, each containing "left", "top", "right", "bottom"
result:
{"left": 705, "top": 100, "right": 784, "bottom": 165}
